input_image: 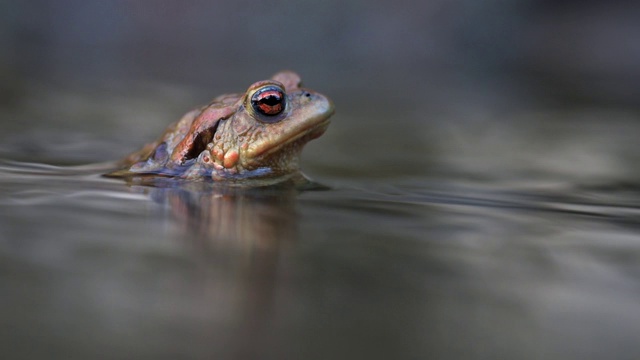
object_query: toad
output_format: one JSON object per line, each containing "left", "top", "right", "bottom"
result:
{"left": 109, "top": 71, "right": 334, "bottom": 183}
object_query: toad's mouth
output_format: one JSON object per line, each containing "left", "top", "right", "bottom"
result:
{"left": 249, "top": 118, "right": 331, "bottom": 162}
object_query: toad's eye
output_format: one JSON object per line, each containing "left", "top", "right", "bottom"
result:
{"left": 251, "top": 86, "right": 286, "bottom": 117}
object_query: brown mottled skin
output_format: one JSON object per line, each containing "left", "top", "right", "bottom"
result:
{"left": 111, "top": 71, "right": 334, "bottom": 182}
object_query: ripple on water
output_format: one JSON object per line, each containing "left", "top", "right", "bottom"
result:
{"left": 1, "top": 156, "right": 640, "bottom": 359}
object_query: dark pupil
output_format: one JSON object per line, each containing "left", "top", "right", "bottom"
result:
{"left": 261, "top": 94, "right": 280, "bottom": 106}
{"left": 253, "top": 89, "right": 284, "bottom": 116}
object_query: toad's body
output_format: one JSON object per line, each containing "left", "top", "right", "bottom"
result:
{"left": 112, "top": 71, "right": 333, "bottom": 182}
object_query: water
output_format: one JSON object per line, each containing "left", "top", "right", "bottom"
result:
{"left": 1, "top": 84, "right": 640, "bottom": 360}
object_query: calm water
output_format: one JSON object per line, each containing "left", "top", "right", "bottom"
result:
{"left": 1, "top": 85, "right": 640, "bottom": 360}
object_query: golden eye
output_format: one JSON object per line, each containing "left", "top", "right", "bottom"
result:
{"left": 251, "top": 86, "right": 285, "bottom": 117}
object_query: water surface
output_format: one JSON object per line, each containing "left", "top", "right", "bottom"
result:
{"left": 1, "top": 85, "right": 640, "bottom": 360}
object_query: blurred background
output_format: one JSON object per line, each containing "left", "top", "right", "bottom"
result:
{"left": 3, "top": 0, "right": 639, "bottom": 103}
{"left": 1, "top": 2, "right": 640, "bottom": 360}
{"left": 1, "top": 0, "right": 639, "bottom": 181}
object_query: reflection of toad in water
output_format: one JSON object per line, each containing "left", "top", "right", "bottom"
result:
{"left": 129, "top": 180, "right": 321, "bottom": 357}
{"left": 141, "top": 181, "right": 301, "bottom": 251}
